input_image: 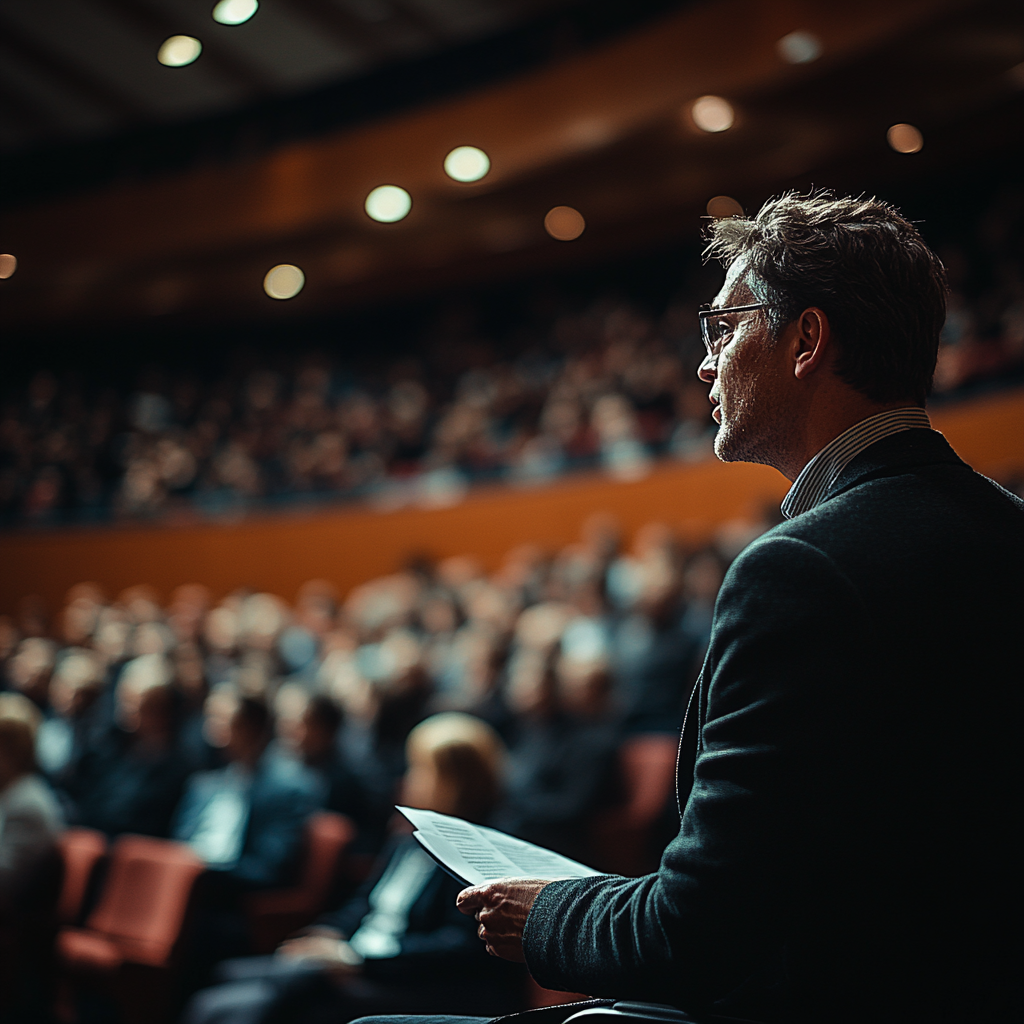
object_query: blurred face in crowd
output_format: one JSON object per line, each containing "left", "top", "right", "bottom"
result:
{"left": 557, "top": 658, "right": 609, "bottom": 717}
{"left": 202, "top": 686, "right": 239, "bottom": 749}
{"left": 173, "top": 644, "right": 207, "bottom": 704}
{"left": 6, "top": 638, "right": 56, "bottom": 704}
{"left": 94, "top": 615, "right": 131, "bottom": 665}
{"left": 296, "top": 706, "right": 337, "bottom": 764}
{"left": 699, "top": 259, "right": 792, "bottom": 468}
{"left": 61, "top": 597, "right": 102, "bottom": 646}
{"left": 116, "top": 658, "right": 174, "bottom": 740}
{"left": 50, "top": 651, "right": 102, "bottom": 720}
{"left": 226, "top": 704, "right": 269, "bottom": 767}
{"left": 505, "top": 649, "right": 555, "bottom": 718}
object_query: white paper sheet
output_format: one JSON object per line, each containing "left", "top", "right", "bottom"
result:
{"left": 396, "top": 805, "right": 603, "bottom": 886}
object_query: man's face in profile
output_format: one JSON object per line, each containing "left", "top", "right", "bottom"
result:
{"left": 700, "top": 260, "right": 791, "bottom": 469}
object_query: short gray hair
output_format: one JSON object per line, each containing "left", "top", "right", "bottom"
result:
{"left": 704, "top": 191, "right": 947, "bottom": 405}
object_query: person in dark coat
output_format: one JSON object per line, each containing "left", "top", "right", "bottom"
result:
{"left": 494, "top": 648, "right": 620, "bottom": 863}
{"left": 74, "top": 654, "right": 191, "bottom": 838}
{"left": 182, "top": 712, "right": 525, "bottom": 1024}
{"left": 387, "top": 193, "right": 1021, "bottom": 1024}
{"left": 173, "top": 689, "right": 322, "bottom": 890}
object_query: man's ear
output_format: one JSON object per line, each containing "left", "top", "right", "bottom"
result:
{"left": 792, "top": 307, "right": 831, "bottom": 380}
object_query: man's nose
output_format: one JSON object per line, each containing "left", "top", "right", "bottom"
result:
{"left": 697, "top": 351, "right": 717, "bottom": 383}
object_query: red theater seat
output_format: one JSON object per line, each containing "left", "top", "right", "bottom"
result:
{"left": 57, "top": 827, "right": 107, "bottom": 926}
{"left": 593, "top": 734, "right": 680, "bottom": 876}
{"left": 57, "top": 834, "right": 205, "bottom": 1024}
{"left": 245, "top": 811, "right": 355, "bottom": 953}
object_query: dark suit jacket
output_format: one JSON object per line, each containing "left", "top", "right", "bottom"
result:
{"left": 173, "top": 750, "right": 321, "bottom": 888}
{"left": 523, "top": 429, "right": 1022, "bottom": 1023}
{"left": 73, "top": 726, "right": 191, "bottom": 839}
{"left": 319, "top": 834, "right": 522, "bottom": 990}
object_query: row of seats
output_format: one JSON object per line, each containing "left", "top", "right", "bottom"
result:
{"left": 54, "top": 813, "right": 352, "bottom": 1024}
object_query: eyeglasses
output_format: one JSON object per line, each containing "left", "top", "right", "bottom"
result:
{"left": 698, "top": 302, "right": 773, "bottom": 360}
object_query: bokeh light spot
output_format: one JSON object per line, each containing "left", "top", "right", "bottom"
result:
{"left": 887, "top": 123, "right": 923, "bottom": 154}
{"left": 544, "top": 206, "right": 585, "bottom": 241}
{"left": 776, "top": 30, "right": 822, "bottom": 64}
{"left": 690, "top": 95, "right": 734, "bottom": 133}
{"left": 212, "top": 0, "right": 259, "bottom": 25}
{"left": 444, "top": 146, "right": 490, "bottom": 182}
{"left": 264, "top": 264, "right": 305, "bottom": 300}
{"left": 0, "top": 254, "right": 17, "bottom": 279}
{"left": 158, "top": 35, "right": 202, "bottom": 67}
{"left": 365, "top": 185, "right": 412, "bottom": 223}
{"left": 706, "top": 196, "right": 744, "bottom": 219}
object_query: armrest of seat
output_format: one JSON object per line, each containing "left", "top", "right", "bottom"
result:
{"left": 564, "top": 1002, "right": 762, "bottom": 1024}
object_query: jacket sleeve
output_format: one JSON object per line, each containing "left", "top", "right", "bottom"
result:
{"left": 523, "top": 535, "right": 869, "bottom": 1008}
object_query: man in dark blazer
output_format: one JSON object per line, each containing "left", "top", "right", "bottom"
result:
{"left": 173, "top": 691, "right": 322, "bottom": 889}
{"left": 370, "top": 193, "right": 1022, "bottom": 1024}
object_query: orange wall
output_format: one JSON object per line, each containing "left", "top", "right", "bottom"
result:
{"left": 1, "top": 388, "right": 1021, "bottom": 615}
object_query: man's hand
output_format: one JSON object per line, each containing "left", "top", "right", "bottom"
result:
{"left": 456, "top": 878, "right": 551, "bottom": 963}
{"left": 275, "top": 934, "right": 364, "bottom": 975}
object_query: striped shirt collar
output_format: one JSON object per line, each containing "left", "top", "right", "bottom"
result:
{"left": 781, "top": 407, "right": 932, "bottom": 519}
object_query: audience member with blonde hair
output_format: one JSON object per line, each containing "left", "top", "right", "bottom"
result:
{"left": 183, "top": 713, "right": 524, "bottom": 1024}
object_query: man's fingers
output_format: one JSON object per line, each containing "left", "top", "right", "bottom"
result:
{"left": 457, "top": 883, "right": 500, "bottom": 914}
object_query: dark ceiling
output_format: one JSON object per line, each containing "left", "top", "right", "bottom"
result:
{"left": 0, "top": 0, "right": 682, "bottom": 207}
{"left": 2, "top": 0, "right": 1023, "bottom": 343}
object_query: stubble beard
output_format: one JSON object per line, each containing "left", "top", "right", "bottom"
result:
{"left": 713, "top": 367, "right": 792, "bottom": 472}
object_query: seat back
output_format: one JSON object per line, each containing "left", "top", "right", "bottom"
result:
{"left": 57, "top": 828, "right": 108, "bottom": 926}
{"left": 244, "top": 811, "right": 354, "bottom": 952}
{"left": 296, "top": 811, "right": 355, "bottom": 902}
{"left": 84, "top": 835, "right": 205, "bottom": 968}
{"left": 619, "top": 735, "right": 679, "bottom": 825}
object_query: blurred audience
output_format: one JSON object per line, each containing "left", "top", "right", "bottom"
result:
{"left": 0, "top": 508, "right": 817, "bottom": 1020}
{"left": 2, "top": 182, "right": 1020, "bottom": 527}
{"left": 182, "top": 713, "right": 524, "bottom": 1024}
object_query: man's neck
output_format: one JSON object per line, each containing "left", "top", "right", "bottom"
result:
{"left": 781, "top": 396, "right": 920, "bottom": 482}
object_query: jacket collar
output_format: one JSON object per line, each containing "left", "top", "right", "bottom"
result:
{"left": 822, "top": 428, "right": 966, "bottom": 505}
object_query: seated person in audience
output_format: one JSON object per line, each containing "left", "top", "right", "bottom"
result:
{"left": 3, "top": 637, "right": 57, "bottom": 712}
{"left": 173, "top": 688, "right": 322, "bottom": 890}
{"left": 0, "top": 694, "right": 65, "bottom": 1023}
{"left": 174, "top": 642, "right": 221, "bottom": 772}
{"left": 35, "top": 647, "right": 106, "bottom": 813}
{"left": 72, "top": 653, "right": 191, "bottom": 838}
{"left": 280, "top": 690, "right": 383, "bottom": 855}
{"left": 182, "top": 713, "right": 525, "bottom": 1024}
{"left": 493, "top": 647, "right": 620, "bottom": 862}
{"left": 0, "top": 693, "right": 64, "bottom": 918}
{"left": 613, "top": 556, "right": 704, "bottom": 736}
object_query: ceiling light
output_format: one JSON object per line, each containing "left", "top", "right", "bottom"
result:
{"left": 0, "top": 254, "right": 17, "bottom": 279}
{"left": 706, "top": 196, "right": 744, "bottom": 219}
{"left": 365, "top": 185, "right": 412, "bottom": 223}
{"left": 264, "top": 264, "right": 305, "bottom": 300}
{"left": 690, "top": 96, "right": 734, "bottom": 133}
{"left": 544, "top": 206, "right": 585, "bottom": 241}
{"left": 444, "top": 146, "right": 490, "bottom": 182}
{"left": 158, "top": 35, "right": 202, "bottom": 67}
{"left": 887, "top": 123, "right": 923, "bottom": 154}
{"left": 212, "top": 0, "right": 258, "bottom": 25}
{"left": 776, "top": 31, "right": 822, "bottom": 64}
